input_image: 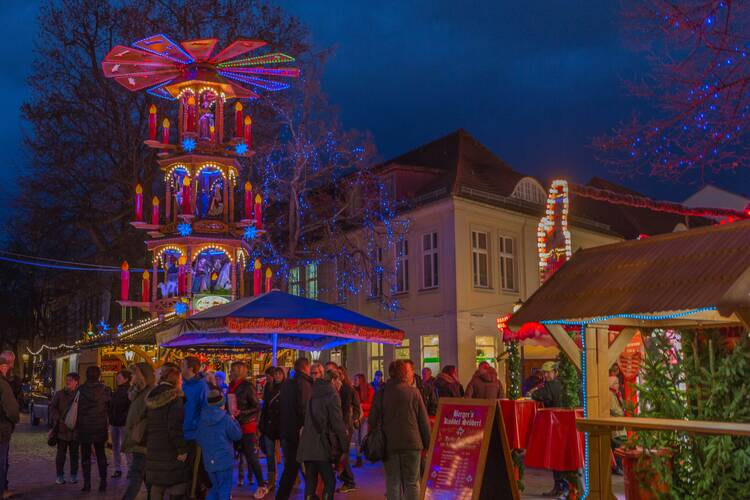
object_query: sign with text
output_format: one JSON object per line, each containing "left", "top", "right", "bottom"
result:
{"left": 421, "top": 399, "right": 518, "bottom": 500}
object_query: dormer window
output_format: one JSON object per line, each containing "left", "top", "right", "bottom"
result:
{"left": 511, "top": 177, "right": 546, "bottom": 204}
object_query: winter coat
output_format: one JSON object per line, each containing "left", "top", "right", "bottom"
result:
{"left": 0, "top": 375, "right": 19, "bottom": 444}
{"left": 297, "top": 380, "right": 348, "bottom": 463}
{"left": 75, "top": 381, "right": 111, "bottom": 443}
{"left": 368, "top": 379, "right": 431, "bottom": 454}
{"left": 145, "top": 382, "right": 189, "bottom": 487}
{"left": 279, "top": 371, "right": 314, "bottom": 443}
{"left": 531, "top": 378, "right": 564, "bottom": 408}
{"left": 356, "top": 384, "right": 374, "bottom": 419}
{"left": 229, "top": 378, "right": 259, "bottom": 433}
{"left": 434, "top": 372, "right": 464, "bottom": 399}
{"left": 195, "top": 404, "right": 242, "bottom": 473}
{"left": 182, "top": 375, "right": 208, "bottom": 441}
{"left": 49, "top": 388, "right": 76, "bottom": 441}
{"left": 259, "top": 381, "right": 282, "bottom": 440}
{"left": 414, "top": 375, "right": 438, "bottom": 417}
{"left": 123, "top": 383, "right": 153, "bottom": 455}
{"left": 109, "top": 382, "right": 131, "bottom": 427}
{"left": 465, "top": 368, "right": 505, "bottom": 400}
{"left": 339, "top": 382, "right": 360, "bottom": 430}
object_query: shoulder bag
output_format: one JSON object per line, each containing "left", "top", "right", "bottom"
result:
{"left": 362, "top": 387, "right": 386, "bottom": 462}
{"left": 308, "top": 398, "right": 342, "bottom": 463}
{"left": 63, "top": 390, "right": 80, "bottom": 430}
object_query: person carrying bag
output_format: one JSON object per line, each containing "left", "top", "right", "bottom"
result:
{"left": 363, "top": 388, "right": 387, "bottom": 462}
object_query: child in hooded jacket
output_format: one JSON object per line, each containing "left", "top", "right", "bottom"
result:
{"left": 196, "top": 387, "right": 242, "bottom": 500}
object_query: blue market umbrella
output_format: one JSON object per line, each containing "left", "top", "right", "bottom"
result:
{"left": 159, "top": 291, "right": 404, "bottom": 361}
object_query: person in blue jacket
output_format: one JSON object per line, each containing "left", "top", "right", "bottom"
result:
{"left": 180, "top": 356, "right": 209, "bottom": 496}
{"left": 196, "top": 387, "right": 242, "bottom": 500}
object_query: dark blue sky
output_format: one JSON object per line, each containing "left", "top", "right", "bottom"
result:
{"left": 2, "top": 0, "right": 748, "bottom": 212}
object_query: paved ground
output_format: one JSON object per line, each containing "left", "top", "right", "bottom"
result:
{"left": 9, "top": 414, "right": 624, "bottom": 499}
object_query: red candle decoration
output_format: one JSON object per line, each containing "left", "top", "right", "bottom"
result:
{"left": 178, "top": 255, "right": 187, "bottom": 296}
{"left": 253, "top": 259, "right": 262, "bottom": 296}
{"left": 151, "top": 196, "right": 160, "bottom": 225}
{"left": 265, "top": 267, "right": 272, "bottom": 292}
{"left": 254, "top": 193, "right": 263, "bottom": 229}
{"left": 210, "top": 125, "right": 215, "bottom": 143}
{"left": 134, "top": 184, "right": 143, "bottom": 221}
{"left": 244, "top": 116, "right": 252, "bottom": 147}
{"left": 244, "top": 181, "right": 252, "bottom": 219}
{"left": 148, "top": 104, "right": 157, "bottom": 140}
{"left": 120, "top": 261, "right": 130, "bottom": 301}
{"left": 186, "top": 95, "right": 196, "bottom": 132}
{"left": 141, "top": 270, "right": 150, "bottom": 302}
{"left": 162, "top": 118, "right": 170, "bottom": 144}
{"left": 181, "top": 177, "right": 191, "bottom": 215}
{"left": 234, "top": 102, "right": 243, "bottom": 138}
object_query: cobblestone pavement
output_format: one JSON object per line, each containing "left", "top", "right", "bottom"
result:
{"left": 8, "top": 414, "right": 623, "bottom": 499}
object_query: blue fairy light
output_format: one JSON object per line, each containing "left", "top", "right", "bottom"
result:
{"left": 181, "top": 137, "right": 197, "bottom": 152}
{"left": 235, "top": 142, "right": 249, "bottom": 155}
{"left": 243, "top": 225, "right": 257, "bottom": 240}
{"left": 97, "top": 319, "right": 110, "bottom": 334}
{"left": 174, "top": 301, "right": 189, "bottom": 315}
{"left": 177, "top": 222, "right": 192, "bottom": 236}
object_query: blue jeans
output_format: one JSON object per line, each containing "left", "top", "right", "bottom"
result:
{"left": 206, "top": 468, "right": 233, "bottom": 500}
{"left": 263, "top": 435, "right": 277, "bottom": 478}
{"left": 383, "top": 450, "right": 421, "bottom": 500}
{"left": 0, "top": 441, "right": 8, "bottom": 494}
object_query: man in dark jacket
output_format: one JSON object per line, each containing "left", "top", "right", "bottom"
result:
{"left": 405, "top": 360, "right": 438, "bottom": 416}
{"left": 529, "top": 361, "right": 566, "bottom": 497}
{"left": 49, "top": 372, "right": 80, "bottom": 485}
{"left": 180, "top": 356, "right": 208, "bottom": 498}
{"left": 109, "top": 368, "right": 132, "bottom": 479}
{"left": 325, "top": 362, "right": 359, "bottom": 493}
{"left": 369, "top": 360, "right": 431, "bottom": 500}
{"left": 122, "top": 363, "right": 155, "bottom": 500}
{"left": 0, "top": 355, "right": 19, "bottom": 499}
{"left": 434, "top": 365, "right": 464, "bottom": 399}
{"left": 76, "top": 365, "right": 112, "bottom": 492}
{"left": 145, "top": 363, "right": 188, "bottom": 499}
{"left": 465, "top": 361, "right": 505, "bottom": 399}
{"left": 260, "top": 367, "right": 284, "bottom": 490}
{"left": 229, "top": 361, "right": 268, "bottom": 496}
{"left": 276, "top": 357, "right": 313, "bottom": 500}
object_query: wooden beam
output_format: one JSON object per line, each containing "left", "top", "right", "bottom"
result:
{"left": 607, "top": 328, "right": 637, "bottom": 368}
{"left": 544, "top": 324, "right": 581, "bottom": 371}
{"left": 576, "top": 416, "right": 750, "bottom": 437}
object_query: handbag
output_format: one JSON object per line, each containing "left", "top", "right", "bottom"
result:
{"left": 63, "top": 390, "right": 79, "bottom": 430}
{"left": 362, "top": 387, "right": 386, "bottom": 462}
{"left": 308, "top": 399, "right": 342, "bottom": 463}
{"left": 47, "top": 428, "right": 58, "bottom": 447}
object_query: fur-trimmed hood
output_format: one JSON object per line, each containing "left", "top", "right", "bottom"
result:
{"left": 146, "top": 382, "right": 183, "bottom": 410}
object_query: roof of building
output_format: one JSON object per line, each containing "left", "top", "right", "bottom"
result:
{"left": 509, "top": 220, "right": 750, "bottom": 326}
{"left": 381, "top": 129, "right": 711, "bottom": 239}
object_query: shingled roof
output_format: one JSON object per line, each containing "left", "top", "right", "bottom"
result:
{"left": 509, "top": 220, "right": 750, "bottom": 326}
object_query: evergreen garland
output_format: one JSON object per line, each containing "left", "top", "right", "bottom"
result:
{"left": 558, "top": 340, "right": 580, "bottom": 408}
{"left": 505, "top": 340, "right": 522, "bottom": 399}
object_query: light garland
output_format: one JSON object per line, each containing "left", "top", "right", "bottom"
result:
{"left": 217, "top": 52, "right": 296, "bottom": 68}
{"left": 164, "top": 163, "right": 189, "bottom": 184}
{"left": 174, "top": 87, "right": 196, "bottom": 101}
{"left": 537, "top": 180, "right": 572, "bottom": 281}
{"left": 237, "top": 248, "right": 247, "bottom": 268}
{"left": 154, "top": 245, "right": 185, "bottom": 265}
{"left": 26, "top": 343, "right": 78, "bottom": 356}
{"left": 194, "top": 244, "right": 233, "bottom": 263}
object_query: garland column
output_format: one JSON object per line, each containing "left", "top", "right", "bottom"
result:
{"left": 584, "top": 324, "right": 613, "bottom": 499}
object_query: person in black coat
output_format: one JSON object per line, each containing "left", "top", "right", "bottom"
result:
{"left": 276, "top": 357, "right": 314, "bottom": 500}
{"left": 325, "top": 362, "right": 359, "bottom": 493}
{"left": 145, "top": 363, "right": 189, "bottom": 499}
{"left": 434, "top": 365, "right": 464, "bottom": 398}
{"left": 109, "top": 368, "right": 132, "bottom": 478}
{"left": 259, "top": 366, "right": 285, "bottom": 489}
{"left": 75, "top": 365, "right": 112, "bottom": 492}
{"left": 49, "top": 372, "right": 79, "bottom": 485}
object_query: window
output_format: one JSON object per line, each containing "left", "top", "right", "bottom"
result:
{"left": 329, "top": 348, "right": 343, "bottom": 367}
{"left": 369, "top": 343, "right": 384, "bottom": 380}
{"left": 289, "top": 267, "right": 301, "bottom": 296}
{"left": 476, "top": 336, "right": 497, "bottom": 368}
{"left": 395, "top": 339, "right": 411, "bottom": 360}
{"left": 370, "top": 247, "right": 383, "bottom": 298}
{"left": 511, "top": 178, "right": 546, "bottom": 204}
{"left": 305, "top": 263, "right": 318, "bottom": 299}
{"left": 499, "top": 236, "right": 517, "bottom": 291}
{"left": 421, "top": 335, "right": 440, "bottom": 374}
{"left": 422, "top": 232, "right": 439, "bottom": 289}
{"left": 395, "top": 239, "right": 409, "bottom": 293}
{"left": 472, "top": 230, "right": 490, "bottom": 288}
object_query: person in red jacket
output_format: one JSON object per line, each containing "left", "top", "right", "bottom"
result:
{"left": 352, "top": 373, "right": 374, "bottom": 467}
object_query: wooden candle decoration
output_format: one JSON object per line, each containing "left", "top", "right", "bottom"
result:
{"left": 254, "top": 193, "right": 263, "bottom": 229}
{"left": 148, "top": 104, "right": 157, "bottom": 140}
{"left": 151, "top": 196, "right": 160, "bottom": 225}
{"left": 134, "top": 184, "right": 143, "bottom": 221}
{"left": 265, "top": 267, "right": 272, "bottom": 292}
{"left": 181, "top": 177, "right": 191, "bottom": 215}
{"left": 162, "top": 118, "right": 170, "bottom": 144}
{"left": 253, "top": 259, "right": 262, "bottom": 296}
{"left": 178, "top": 255, "right": 187, "bottom": 296}
{"left": 244, "top": 116, "right": 252, "bottom": 147}
{"left": 234, "top": 102, "right": 243, "bottom": 138}
{"left": 186, "top": 95, "right": 196, "bottom": 132}
{"left": 141, "top": 270, "right": 150, "bottom": 302}
{"left": 244, "top": 181, "right": 252, "bottom": 219}
{"left": 210, "top": 125, "right": 215, "bottom": 143}
{"left": 120, "top": 261, "right": 130, "bottom": 301}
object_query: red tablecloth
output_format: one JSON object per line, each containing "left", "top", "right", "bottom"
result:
{"left": 524, "top": 408, "right": 585, "bottom": 470}
{"left": 499, "top": 399, "right": 538, "bottom": 449}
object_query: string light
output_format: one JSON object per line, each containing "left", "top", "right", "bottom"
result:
{"left": 217, "top": 52, "right": 296, "bottom": 68}
{"left": 26, "top": 343, "right": 78, "bottom": 356}
{"left": 194, "top": 244, "right": 233, "bottom": 263}
{"left": 538, "top": 179, "right": 572, "bottom": 280}
{"left": 154, "top": 245, "right": 185, "bottom": 265}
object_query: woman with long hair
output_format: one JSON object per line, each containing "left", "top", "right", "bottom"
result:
{"left": 352, "top": 373, "right": 374, "bottom": 467}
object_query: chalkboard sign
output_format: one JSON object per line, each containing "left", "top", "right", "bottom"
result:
{"left": 420, "top": 398, "right": 519, "bottom": 500}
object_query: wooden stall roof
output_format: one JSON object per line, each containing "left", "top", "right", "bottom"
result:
{"left": 76, "top": 315, "right": 182, "bottom": 350}
{"left": 510, "top": 220, "right": 750, "bottom": 327}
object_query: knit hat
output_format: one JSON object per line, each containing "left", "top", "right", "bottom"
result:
{"left": 134, "top": 362, "right": 156, "bottom": 386}
{"left": 541, "top": 361, "right": 558, "bottom": 372}
{"left": 207, "top": 387, "right": 225, "bottom": 407}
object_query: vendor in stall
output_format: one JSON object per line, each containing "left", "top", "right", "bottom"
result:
{"left": 528, "top": 361, "right": 566, "bottom": 497}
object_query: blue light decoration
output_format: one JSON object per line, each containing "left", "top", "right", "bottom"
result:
{"left": 97, "top": 319, "right": 110, "bottom": 335}
{"left": 174, "top": 301, "right": 189, "bottom": 316}
{"left": 539, "top": 305, "right": 717, "bottom": 499}
{"left": 243, "top": 225, "right": 257, "bottom": 240}
{"left": 116, "top": 323, "right": 124, "bottom": 334}
{"left": 235, "top": 142, "right": 248, "bottom": 155}
{"left": 177, "top": 222, "right": 192, "bottom": 237}
{"left": 181, "top": 137, "right": 197, "bottom": 152}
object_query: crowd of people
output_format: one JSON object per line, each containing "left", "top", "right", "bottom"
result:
{"left": 0, "top": 351, "right": 521, "bottom": 500}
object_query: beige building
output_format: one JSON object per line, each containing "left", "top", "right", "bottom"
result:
{"left": 310, "top": 130, "right": 704, "bottom": 385}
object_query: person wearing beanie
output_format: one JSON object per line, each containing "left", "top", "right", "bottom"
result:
{"left": 122, "top": 362, "right": 155, "bottom": 500}
{"left": 196, "top": 387, "right": 243, "bottom": 500}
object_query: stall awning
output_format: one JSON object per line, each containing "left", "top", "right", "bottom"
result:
{"left": 510, "top": 221, "right": 750, "bottom": 327}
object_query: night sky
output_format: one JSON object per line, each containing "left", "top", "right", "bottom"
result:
{"left": 2, "top": 0, "right": 749, "bottom": 219}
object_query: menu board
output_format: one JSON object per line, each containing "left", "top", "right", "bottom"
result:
{"left": 421, "top": 399, "right": 518, "bottom": 500}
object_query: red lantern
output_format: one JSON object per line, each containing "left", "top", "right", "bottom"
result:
{"left": 148, "top": 104, "right": 157, "bottom": 140}
{"left": 234, "top": 102, "right": 243, "bottom": 138}
{"left": 265, "top": 267, "right": 272, "bottom": 292}
{"left": 162, "top": 118, "right": 170, "bottom": 144}
{"left": 134, "top": 184, "right": 143, "bottom": 221}
{"left": 244, "top": 181, "right": 252, "bottom": 219}
{"left": 120, "top": 261, "right": 130, "bottom": 300}
{"left": 181, "top": 177, "right": 191, "bottom": 215}
{"left": 151, "top": 196, "right": 160, "bottom": 225}
{"left": 253, "top": 259, "right": 262, "bottom": 296}
{"left": 244, "top": 116, "right": 252, "bottom": 147}
{"left": 141, "top": 270, "right": 150, "bottom": 302}
{"left": 254, "top": 194, "right": 263, "bottom": 229}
